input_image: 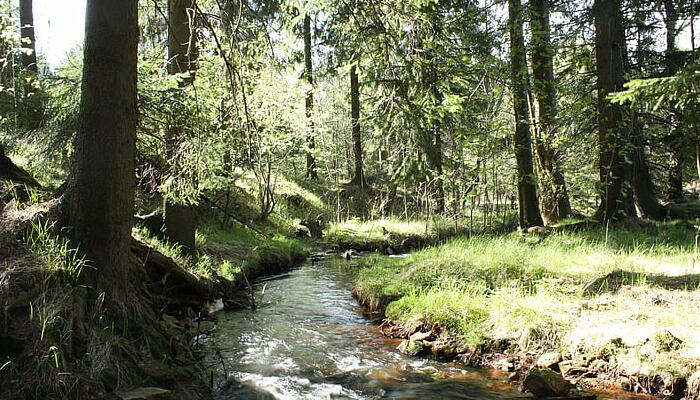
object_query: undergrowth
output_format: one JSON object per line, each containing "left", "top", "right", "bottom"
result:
{"left": 353, "top": 222, "right": 700, "bottom": 375}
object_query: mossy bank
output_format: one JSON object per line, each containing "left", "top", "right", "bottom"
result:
{"left": 351, "top": 222, "right": 700, "bottom": 399}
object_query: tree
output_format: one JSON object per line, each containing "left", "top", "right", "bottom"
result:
{"left": 163, "top": 0, "right": 198, "bottom": 256}
{"left": 303, "top": 12, "right": 318, "bottom": 180}
{"left": 509, "top": 0, "right": 544, "bottom": 228}
{"left": 593, "top": 0, "right": 635, "bottom": 222}
{"left": 530, "top": 0, "right": 572, "bottom": 224}
{"left": 663, "top": 0, "right": 684, "bottom": 202}
{"left": 65, "top": 0, "right": 139, "bottom": 306}
{"left": 19, "top": 0, "right": 37, "bottom": 73}
{"left": 350, "top": 63, "right": 364, "bottom": 188}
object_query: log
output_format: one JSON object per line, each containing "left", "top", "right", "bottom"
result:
{"left": 131, "top": 238, "right": 216, "bottom": 305}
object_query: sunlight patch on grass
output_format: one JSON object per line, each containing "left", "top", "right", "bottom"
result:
{"left": 353, "top": 222, "right": 700, "bottom": 374}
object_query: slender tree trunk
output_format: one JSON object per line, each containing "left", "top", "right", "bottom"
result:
{"left": 19, "top": 0, "right": 37, "bottom": 73}
{"left": 433, "top": 86, "right": 445, "bottom": 214}
{"left": 593, "top": 0, "right": 635, "bottom": 223}
{"left": 632, "top": 119, "right": 665, "bottom": 219}
{"left": 664, "top": 0, "right": 685, "bottom": 202}
{"left": 66, "top": 0, "right": 139, "bottom": 307}
{"left": 303, "top": 14, "right": 318, "bottom": 180}
{"left": 163, "top": 0, "right": 198, "bottom": 256}
{"left": 530, "top": 0, "right": 571, "bottom": 224}
{"left": 19, "top": 0, "right": 41, "bottom": 127}
{"left": 508, "top": 0, "right": 544, "bottom": 228}
{"left": 350, "top": 64, "right": 364, "bottom": 188}
{"left": 429, "top": 10, "right": 445, "bottom": 214}
{"left": 628, "top": 5, "right": 664, "bottom": 220}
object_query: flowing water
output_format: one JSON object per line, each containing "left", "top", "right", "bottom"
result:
{"left": 202, "top": 256, "right": 651, "bottom": 400}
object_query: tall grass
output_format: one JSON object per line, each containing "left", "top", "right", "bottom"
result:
{"left": 354, "top": 222, "right": 699, "bottom": 348}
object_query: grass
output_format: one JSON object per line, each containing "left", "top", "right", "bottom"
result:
{"left": 135, "top": 222, "right": 307, "bottom": 284}
{"left": 353, "top": 221, "right": 700, "bottom": 379}
{"left": 324, "top": 213, "right": 516, "bottom": 250}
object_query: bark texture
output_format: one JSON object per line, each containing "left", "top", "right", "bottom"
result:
{"left": 664, "top": 0, "right": 684, "bottom": 203}
{"left": 530, "top": 0, "right": 572, "bottom": 224}
{"left": 304, "top": 14, "right": 318, "bottom": 180}
{"left": 163, "top": 0, "right": 198, "bottom": 256}
{"left": 66, "top": 0, "right": 140, "bottom": 306}
{"left": 19, "top": 0, "right": 37, "bottom": 73}
{"left": 509, "top": 0, "right": 544, "bottom": 228}
{"left": 632, "top": 121, "right": 665, "bottom": 220}
{"left": 593, "top": 0, "right": 635, "bottom": 222}
{"left": 350, "top": 64, "right": 364, "bottom": 188}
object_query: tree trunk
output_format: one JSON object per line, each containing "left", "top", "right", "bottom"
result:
{"left": 0, "top": 143, "right": 39, "bottom": 188}
{"left": 632, "top": 119, "right": 665, "bottom": 219}
{"left": 664, "top": 0, "right": 684, "bottom": 202}
{"left": 593, "top": 0, "right": 635, "bottom": 223}
{"left": 65, "top": 0, "right": 140, "bottom": 308}
{"left": 428, "top": 10, "right": 445, "bottom": 214}
{"left": 530, "top": 0, "right": 572, "bottom": 225}
{"left": 350, "top": 64, "right": 364, "bottom": 188}
{"left": 19, "top": 0, "right": 37, "bottom": 73}
{"left": 303, "top": 14, "right": 318, "bottom": 180}
{"left": 628, "top": 4, "right": 664, "bottom": 220}
{"left": 163, "top": 0, "right": 198, "bottom": 256}
{"left": 19, "top": 0, "right": 41, "bottom": 127}
{"left": 508, "top": 0, "right": 544, "bottom": 228}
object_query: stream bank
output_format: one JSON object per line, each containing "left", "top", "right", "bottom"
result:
{"left": 202, "top": 255, "right": 656, "bottom": 400}
{"left": 350, "top": 224, "right": 700, "bottom": 399}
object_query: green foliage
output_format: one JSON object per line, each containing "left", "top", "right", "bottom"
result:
{"left": 354, "top": 222, "right": 699, "bottom": 342}
{"left": 25, "top": 220, "right": 86, "bottom": 285}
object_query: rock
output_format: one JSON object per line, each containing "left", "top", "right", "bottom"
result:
{"left": 508, "top": 371, "right": 523, "bottom": 382}
{"left": 493, "top": 358, "right": 515, "bottom": 372}
{"left": 536, "top": 352, "right": 563, "bottom": 370}
{"left": 116, "top": 387, "right": 174, "bottom": 400}
{"left": 409, "top": 331, "right": 432, "bottom": 342}
{"left": 688, "top": 371, "right": 700, "bottom": 400}
{"left": 206, "top": 298, "right": 224, "bottom": 314}
{"left": 526, "top": 226, "right": 547, "bottom": 234}
{"left": 295, "top": 225, "right": 311, "bottom": 238}
{"left": 398, "top": 340, "right": 427, "bottom": 356}
{"left": 522, "top": 368, "right": 573, "bottom": 398}
{"left": 659, "top": 372, "right": 686, "bottom": 399}
{"left": 559, "top": 359, "right": 589, "bottom": 377}
{"left": 588, "top": 359, "right": 608, "bottom": 373}
{"left": 652, "top": 330, "right": 682, "bottom": 352}
{"left": 342, "top": 249, "right": 360, "bottom": 260}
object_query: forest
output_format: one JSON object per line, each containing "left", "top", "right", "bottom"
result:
{"left": 1, "top": 0, "right": 700, "bottom": 399}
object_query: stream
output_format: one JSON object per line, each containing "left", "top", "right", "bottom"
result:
{"left": 202, "top": 255, "right": 650, "bottom": 400}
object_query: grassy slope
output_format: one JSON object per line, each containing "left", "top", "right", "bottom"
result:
{"left": 353, "top": 221, "right": 700, "bottom": 383}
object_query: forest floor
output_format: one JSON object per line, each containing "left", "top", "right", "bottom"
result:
{"left": 351, "top": 221, "right": 700, "bottom": 399}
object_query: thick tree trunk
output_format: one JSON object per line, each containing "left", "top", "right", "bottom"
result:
{"left": 19, "top": 0, "right": 37, "bottom": 73}
{"left": 303, "top": 14, "right": 318, "bottom": 180}
{"left": 350, "top": 64, "right": 364, "bottom": 188}
{"left": 664, "top": 0, "right": 684, "bottom": 202}
{"left": 66, "top": 0, "right": 139, "bottom": 307}
{"left": 508, "top": 0, "right": 544, "bottom": 228}
{"left": 163, "top": 0, "right": 198, "bottom": 256}
{"left": 593, "top": 0, "right": 635, "bottom": 223}
{"left": 530, "top": 0, "right": 571, "bottom": 225}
